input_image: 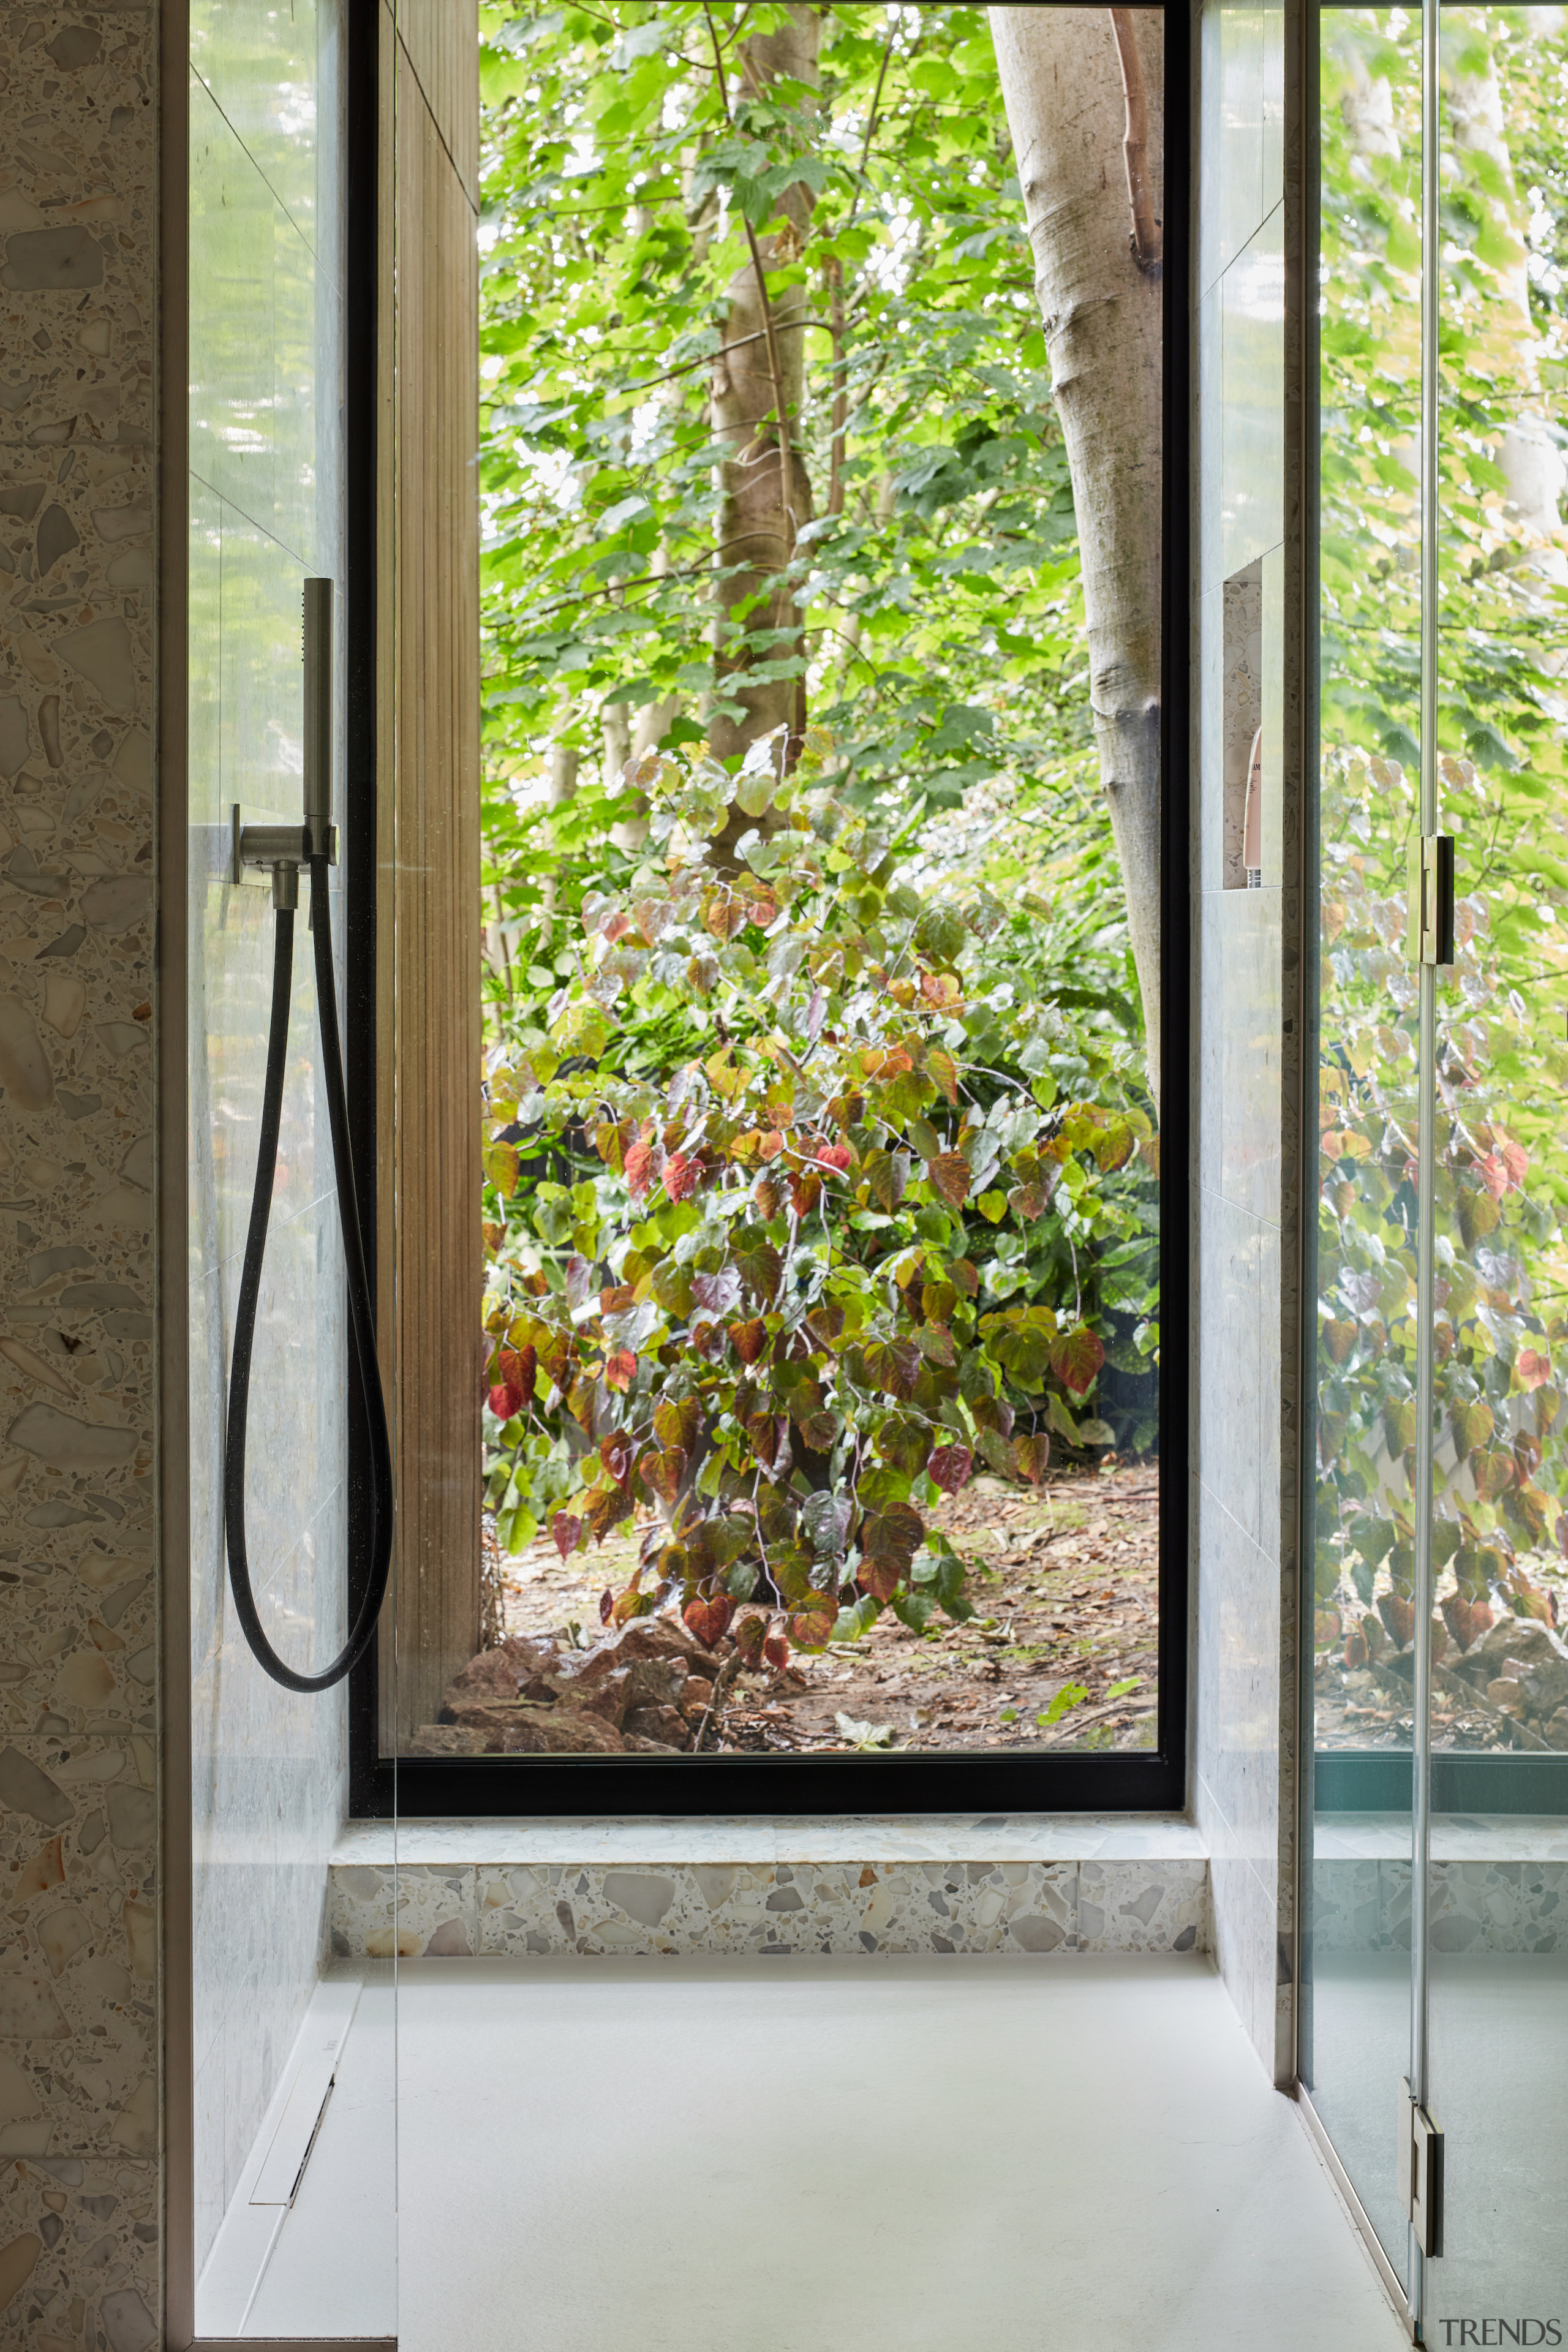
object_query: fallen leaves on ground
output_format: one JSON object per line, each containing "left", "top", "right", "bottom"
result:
{"left": 494, "top": 1461, "right": 1161, "bottom": 1756}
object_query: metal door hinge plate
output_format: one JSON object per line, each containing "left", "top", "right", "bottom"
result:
{"left": 1406, "top": 833, "right": 1455, "bottom": 965}
{"left": 1398, "top": 2076, "right": 1443, "bottom": 2257}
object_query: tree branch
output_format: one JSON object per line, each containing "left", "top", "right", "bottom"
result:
{"left": 1107, "top": 10, "right": 1163, "bottom": 276}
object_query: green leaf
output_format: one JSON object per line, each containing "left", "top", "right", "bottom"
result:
{"left": 1037, "top": 1683, "right": 1090, "bottom": 1728}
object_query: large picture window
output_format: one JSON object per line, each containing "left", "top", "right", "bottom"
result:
{"left": 352, "top": 0, "right": 1190, "bottom": 1814}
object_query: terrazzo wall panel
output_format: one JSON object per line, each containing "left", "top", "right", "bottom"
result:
{"left": 1193, "top": 0, "right": 1303, "bottom": 2087}
{"left": 331, "top": 1855, "right": 1211, "bottom": 1962}
{"left": 185, "top": 0, "right": 352, "bottom": 2288}
{"left": 0, "top": 7, "right": 164, "bottom": 2348}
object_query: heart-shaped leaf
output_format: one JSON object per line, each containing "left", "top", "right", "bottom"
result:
{"left": 639, "top": 1447, "right": 687, "bottom": 1507}
{"left": 552, "top": 1511, "right": 584, "bottom": 1560}
{"left": 856, "top": 1556, "right": 902, "bottom": 1602}
{"left": 929, "top": 1150, "right": 971, "bottom": 1209}
{"left": 927, "top": 1442, "right": 972, "bottom": 1495}
{"left": 684, "top": 1594, "right": 734, "bottom": 1646}
{"left": 654, "top": 1395, "right": 702, "bottom": 1454}
{"left": 1050, "top": 1326, "right": 1105, "bottom": 1398}
{"left": 1014, "top": 1430, "right": 1051, "bottom": 1486}
{"left": 729, "top": 1317, "right": 769, "bottom": 1365}
{"left": 588, "top": 1484, "right": 635, "bottom": 1544}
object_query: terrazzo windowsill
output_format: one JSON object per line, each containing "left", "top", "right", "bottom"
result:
{"left": 333, "top": 1812, "right": 1207, "bottom": 1866}
{"left": 326, "top": 1816, "right": 1212, "bottom": 1961}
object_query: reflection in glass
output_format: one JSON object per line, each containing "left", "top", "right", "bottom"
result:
{"left": 1426, "top": 7, "right": 1568, "bottom": 2336}
{"left": 1302, "top": 2, "right": 1424, "bottom": 2286}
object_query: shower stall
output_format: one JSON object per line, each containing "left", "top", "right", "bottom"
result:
{"left": 158, "top": 1, "right": 1568, "bottom": 2345}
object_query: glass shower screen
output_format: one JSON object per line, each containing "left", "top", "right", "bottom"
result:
{"left": 1303, "top": 1, "right": 1568, "bottom": 2332}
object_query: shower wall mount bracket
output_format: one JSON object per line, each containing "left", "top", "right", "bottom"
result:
{"left": 231, "top": 804, "right": 339, "bottom": 907}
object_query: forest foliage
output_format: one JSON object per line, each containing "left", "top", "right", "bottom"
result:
{"left": 472, "top": 2, "right": 1161, "bottom": 1651}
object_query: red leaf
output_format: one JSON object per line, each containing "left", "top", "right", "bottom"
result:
{"left": 857, "top": 1556, "right": 902, "bottom": 1602}
{"left": 790, "top": 1170, "right": 823, "bottom": 1218}
{"left": 927, "top": 1442, "right": 973, "bottom": 1496}
{"left": 588, "top": 1485, "right": 635, "bottom": 1544}
{"left": 729, "top": 1317, "right": 769, "bottom": 1366}
{"left": 684, "top": 1594, "right": 734, "bottom": 1646}
{"left": 488, "top": 1383, "right": 523, "bottom": 1420}
{"left": 734, "top": 1614, "right": 767, "bottom": 1666}
{"left": 818, "top": 1141, "right": 853, "bottom": 1174}
{"left": 1378, "top": 1593, "right": 1415, "bottom": 1649}
{"left": 745, "top": 1411, "right": 784, "bottom": 1467}
{"left": 624, "top": 1138, "right": 655, "bottom": 1200}
{"left": 604, "top": 1347, "right": 637, "bottom": 1393}
{"left": 600, "top": 1432, "right": 634, "bottom": 1490}
{"left": 598, "top": 1586, "right": 614, "bottom": 1625}
{"left": 929, "top": 1150, "right": 972, "bottom": 1210}
{"left": 1440, "top": 1593, "right": 1493, "bottom": 1651}
{"left": 763, "top": 1631, "right": 793, "bottom": 1668}
{"left": 552, "top": 1512, "right": 584, "bottom": 1560}
{"left": 1517, "top": 1348, "right": 1553, "bottom": 1391}
{"left": 788, "top": 1602, "right": 835, "bottom": 1649}
{"left": 1050, "top": 1327, "right": 1105, "bottom": 1398}
{"left": 664, "top": 1152, "right": 703, "bottom": 1202}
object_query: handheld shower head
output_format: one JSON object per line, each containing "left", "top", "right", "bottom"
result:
{"left": 303, "top": 575, "right": 334, "bottom": 858}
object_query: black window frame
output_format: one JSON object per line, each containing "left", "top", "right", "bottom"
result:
{"left": 347, "top": 0, "right": 1193, "bottom": 1818}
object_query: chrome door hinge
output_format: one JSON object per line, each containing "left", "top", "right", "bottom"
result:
{"left": 1398, "top": 2078, "right": 1443, "bottom": 2257}
{"left": 1406, "top": 833, "right": 1455, "bottom": 965}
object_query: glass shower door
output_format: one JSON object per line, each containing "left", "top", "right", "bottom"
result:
{"left": 1300, "top": 0, "right": 1426, "bottom": 2298}
{"left": 1422, "top": 2, "right": 1568, "bottom": 2335}
{"left": 1305, "top": 1, "right": 1568, "bottom": 2334}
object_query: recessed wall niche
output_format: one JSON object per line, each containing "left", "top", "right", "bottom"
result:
{"left": 1222, "top": 557, "right": 1262, "bottom": 889}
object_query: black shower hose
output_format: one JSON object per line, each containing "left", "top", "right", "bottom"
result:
{"left": 224, "top": 851, "right": 394, "bottom": 1692}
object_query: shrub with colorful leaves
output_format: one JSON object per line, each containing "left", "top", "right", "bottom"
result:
{"left": 480, "top": 728, "right": 1156, "bottom": 1656}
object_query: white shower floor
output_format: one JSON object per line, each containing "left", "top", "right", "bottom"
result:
{"left": 230, "top": 1955, "right": 1407, "bottom": 2351}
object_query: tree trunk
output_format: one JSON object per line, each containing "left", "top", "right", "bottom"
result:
{"left": 991, "top": 8, "right": 1165, "bottom": 1108}
{"left": 708, "top": 4, "right": 821, "bottom": 796}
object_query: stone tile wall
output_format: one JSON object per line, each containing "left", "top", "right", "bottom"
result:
{"left": 0, "top": 8, "right": 163, "bottom": 2348}
{"left": 1193, "top": 0, "right": 1301, "bottom": 2086}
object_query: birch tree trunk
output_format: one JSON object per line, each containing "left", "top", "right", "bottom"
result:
{"left": 991, "top": 8, "right": 1165, "bottom": 1107}
{"left": 708, "top": 4, "right": 821, "bottom": 792}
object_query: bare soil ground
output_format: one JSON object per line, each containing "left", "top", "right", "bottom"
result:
{"left": 497, "top": 1460, "right": 1160, "bottom": 1755}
